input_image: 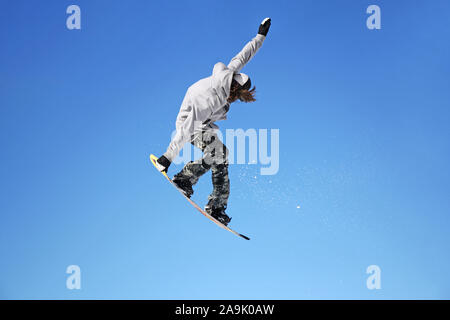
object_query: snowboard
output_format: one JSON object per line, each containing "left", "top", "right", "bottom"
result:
{"left": 150, "top": 154, "right": 250, "bottom": 240}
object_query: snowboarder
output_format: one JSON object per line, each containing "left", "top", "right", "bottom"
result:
{"left": 154, "top": 18, "right": 272, "bottom": 226}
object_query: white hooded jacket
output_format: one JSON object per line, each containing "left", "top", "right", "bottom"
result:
{"left": 163, "top": 34, "right": 266, "bottom": 162}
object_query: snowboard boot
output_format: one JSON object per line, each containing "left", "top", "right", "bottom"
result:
{"left": 204, "top": 203, "right": 231, "bottom": 226}
{"left": 172, "top": 174, "right": 194, "bottom": 198}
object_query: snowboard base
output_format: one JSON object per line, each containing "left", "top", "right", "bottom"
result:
{"left": 150, "top": 154, "right": 250, "bottom": 240}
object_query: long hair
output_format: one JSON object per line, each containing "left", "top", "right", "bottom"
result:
{"left": 228, "top": 80, "right": 256, "bottom": 103}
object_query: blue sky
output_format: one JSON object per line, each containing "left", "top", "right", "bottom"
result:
{"left": 1, "top": 0, "right": 450, "bottom": 299}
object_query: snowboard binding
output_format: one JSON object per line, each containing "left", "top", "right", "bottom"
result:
{"left": 172, "top": 174, "right": 194, "bottom": 198}
{"left": 205, "top": 203, "right": 232, "bottom": 226}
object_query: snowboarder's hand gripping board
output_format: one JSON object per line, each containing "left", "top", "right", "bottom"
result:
{"left": 154, "top": 155, "right": 171, "bottom": 173}
{"left": 150, "top": 154, "right": 250, "bottom": 240}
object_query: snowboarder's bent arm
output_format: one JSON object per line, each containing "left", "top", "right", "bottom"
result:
{"left": 227, "top": 18, "right": 271, "bottom": 72}
{"left": 164, "top": 106, "right": 204, "bottom": 163}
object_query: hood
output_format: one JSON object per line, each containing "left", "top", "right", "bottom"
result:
{"left": 211, "top": 62, "right": 234, "bottom": 103}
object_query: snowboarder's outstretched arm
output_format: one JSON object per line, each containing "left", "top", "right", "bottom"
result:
{"left": 227, "top": 18, "right": 271, "bottom": 73}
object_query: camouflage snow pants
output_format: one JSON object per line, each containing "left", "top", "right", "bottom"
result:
{"left": 175, "top": 130, "right": 230, "bottom": 209}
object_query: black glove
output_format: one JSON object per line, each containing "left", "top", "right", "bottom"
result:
{"left": 258, "top": 17, "right": 271, "bottom": 37}
{"left": 157, "top": 155, "right": 171, "bottom": 173}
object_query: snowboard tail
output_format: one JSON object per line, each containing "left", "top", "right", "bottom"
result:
{"left": 150, "top": 154, "right": 250, "bottom": 240}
